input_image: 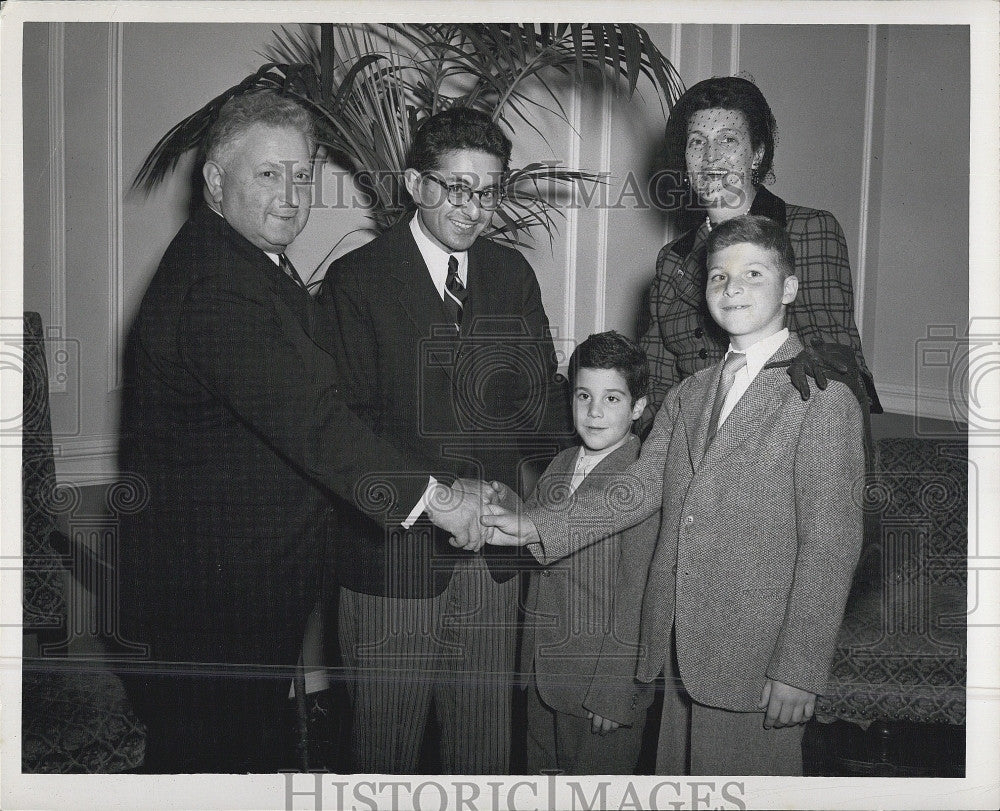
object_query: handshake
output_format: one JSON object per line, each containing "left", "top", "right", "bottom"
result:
{"left": 425, "top": 478, "right": 540, "bottom": 551}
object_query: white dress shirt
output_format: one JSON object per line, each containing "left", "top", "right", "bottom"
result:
{"left": 568, "top": 439, "right": 629, "bottom": 495}
{"left": 402, "top": 214, "right": 471, "bottom": 527}
{"left": 409, "top": 213, "right": 469, "bottom": 298}
{"left": 717, "top": 327, "right": 790, "bottom": 426}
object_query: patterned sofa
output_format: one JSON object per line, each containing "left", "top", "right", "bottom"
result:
{"left": 807, "top": 436, "right": 967, "bottom": 776}
{"left": 21, "top": 312, "right": 146, "bottom": 773}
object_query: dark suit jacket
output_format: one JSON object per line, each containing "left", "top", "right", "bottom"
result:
{"left": 119, "top": 204, "right": 440, "bottom": 668}
{"left": 318, "top": 219, "right": 569, "bottom": 598}
{"left": 528, "top": 335, "right": 865, "bottom": 711}
{"left": 521, "top": 436, "right": 659, "bottom": 725}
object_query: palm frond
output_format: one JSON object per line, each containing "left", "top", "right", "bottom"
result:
{"left": 134, "top": 21, "right": 683, "bottom": 253}
{"left": 131, "top": 62, "right": 319, "bottom": 193}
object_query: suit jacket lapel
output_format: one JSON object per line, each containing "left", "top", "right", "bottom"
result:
{"left": 681, "top": 367, "right": 720, "bottom": 471}
{"left": 202, "top": 203, "right": 312, "bottom": 317}
{"left": 701, "top": 335, "right": 804, "bottom": 468}
{"left": 562, "top": 435, "right": 641, "bottom": 510}
{"left": 384, "top": 224, "right": 458, "bottom": 363}
{"left": 461, "top": 240, "right": 492, "bottom": 338}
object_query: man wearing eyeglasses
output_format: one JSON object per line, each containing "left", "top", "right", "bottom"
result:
{"left": 318, "top": 107, "right": 568, "bottom": 774}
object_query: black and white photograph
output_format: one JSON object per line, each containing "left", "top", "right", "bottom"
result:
{"left": 1, "top": 1, "right": 997, "bottom": 809}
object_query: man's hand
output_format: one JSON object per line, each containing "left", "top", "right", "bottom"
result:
{"left": 587, "top": 711, "right": 622, "bottom": 736}
{"left": 451, "top": 477, "right": 502, "bottom": 507}
{"left": 758, "top": 679, "right": 816, "bottom": 729}
{"left": 479, "top": 506, "right": 540, "bottom": 547}
{"left": 426, "top": 482, "right": 491, "bottom": 552}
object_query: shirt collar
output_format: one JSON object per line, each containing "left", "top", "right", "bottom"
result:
{"left": 728, "top": 327, "right": 789, "bottom": 381}
{"left": 409, "top": 213, "right": 468, "bottom": 295}
{"left": 575, "top": 433, "right": 631, "bottom": 470}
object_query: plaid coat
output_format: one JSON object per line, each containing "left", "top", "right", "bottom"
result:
{"left": 527, "top": 334, "right": 865, "bottom": 711}
{"left": 638, "top": 187, "right": 875, "bottom": 430}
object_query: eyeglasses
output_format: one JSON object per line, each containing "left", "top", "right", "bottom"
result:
{"left": 421, "top": 174, "right": 505, "bottom": 210}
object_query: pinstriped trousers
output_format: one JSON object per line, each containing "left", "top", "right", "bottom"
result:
{"left": 338, "top": 555, "right": 519, "bottom": 774}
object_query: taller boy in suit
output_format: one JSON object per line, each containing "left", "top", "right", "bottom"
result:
{"left": 119, "top": 91, "right": 492, "bottom": 772}
{"left": 484, "top": 215, "right": 866, "bottom": 775}
{"left": 318, "top": 108, "right": 567, "bottom": 773}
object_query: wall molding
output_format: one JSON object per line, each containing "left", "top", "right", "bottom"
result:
{"left": 664, "top": 24, "right": 685, "bottom": 248}
{"left": 47, "top": 23, "right": 67, "bottom": 393}
{"left": 729, "top": 25, "right": 741, "bottom": 77}
{"left": 855, "top": 25, "right": 879, "bottom": 336}
{"left": 669, "top": 23, "right": 682, "bottom": 75}
{"left": 52, "top": 434, "right": 120, "bottom": 487}
{"left": 877, "top": 383, "right": 966, "bottom": 423}
{"left": 593, "top": 78, "right": 614, "bottom": 334}
{"left": 107, "top": 22, "right": 125, "bottom": 393}
{"left": 561, "top": 82, "right": 581, "bottom": 356}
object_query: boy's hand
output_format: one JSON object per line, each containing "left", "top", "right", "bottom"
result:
{"left": 487, "top": 480, "right": 522, "bottom": 511}
{"left": 587, "top": 711, "right": 622, "bottom": 735}
{"left": 758, "top": 679, "right": 816, "bottom": 729}
{"left": 480, "top": 506, "right": 540, "bottom": 546}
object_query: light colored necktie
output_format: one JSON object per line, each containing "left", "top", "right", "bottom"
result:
{"left": 443, "top": 255, "right": 467, "bottom": 327}
{"left": 706, "top": 351, "right": 747, "bottom": 448}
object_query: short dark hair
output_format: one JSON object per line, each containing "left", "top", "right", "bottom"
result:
{"left": 664, "top": 76, "right": 777, "bottom": 184}
{"left": 568, "top": 331, "right": 649, "bottom": 403}
{"left": 204, "top": 90, "right": 315, "bottom": 167}
{"left": 705, "top": 215, "right": 796, "bottom": 278}
{"left": 405, "top": 107, "right": 513, "bottom": 175}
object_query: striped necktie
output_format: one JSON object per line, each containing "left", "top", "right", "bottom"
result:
{"left": 705, "top": 350, "right": 747, "bottom": 449}
{"left": 443, "top": 254, "right": 467, "bottom": 327}
{"left": 279, "top": 253, "right": 308, "bottom": 293}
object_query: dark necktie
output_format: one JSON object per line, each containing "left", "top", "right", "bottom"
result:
{"left": 705, "top": 350, "right": 747, "bottom": 449}
{"left": 443, "top": 254, "right": 467, "bottom": 327}
{"left": 279, "top": 253, "right": 308, "bottom": 293}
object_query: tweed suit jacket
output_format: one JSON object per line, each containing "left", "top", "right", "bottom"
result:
{"left": 638, "top": 187, "right": 877, "bottom": 431}
{"left": 118, "top": 204, "right": 436, "bottom": 669}
{"left": 521, "top": 436, "right": 659, "bottom": 725}
{"left": 527, "top": 334, "right": 865, "bottom": 712}
{"left": 318, "top": 219, "right": 568, "bottom": 598}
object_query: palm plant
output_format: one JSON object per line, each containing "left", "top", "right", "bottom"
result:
{"left": 135, "top": 23, "right": 682, "bottom": 269}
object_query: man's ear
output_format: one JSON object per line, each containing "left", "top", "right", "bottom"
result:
{"left": 631, "top": 395, "right": 649, "bottom": 421}
{"left": 403, "top": 168, "right": 423, "bottom": 203}
{"left": 203, "top": 161, "right": 224, "bottom": 204}
{"left": 782, "top": 274, "right": 799, "bottom": 304}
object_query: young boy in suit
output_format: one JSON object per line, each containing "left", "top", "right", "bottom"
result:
{"left": 521, "top": 331, "right": 660, "bottom": 774}
{"left": 484, "top": 215, "right": 866, "bottom": 775}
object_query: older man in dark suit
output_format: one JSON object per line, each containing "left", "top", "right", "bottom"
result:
{"left": 318, "top": 108, "right": 569, "bottom": 774}
{"left": 118, "top": 91, "right": 490, "bottom": 773}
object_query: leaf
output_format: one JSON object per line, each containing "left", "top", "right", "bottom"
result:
{"left": 136, "top": 21, "right": 683, "bottom": 257}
